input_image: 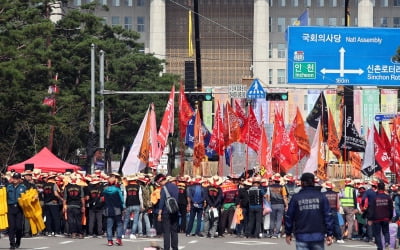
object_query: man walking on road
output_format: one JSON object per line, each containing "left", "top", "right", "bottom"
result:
{"left": 285, "top": 173, "right": 333, "bottom": 250}
{"left": 156, "top": 174, "right": 179, "bottom": 250}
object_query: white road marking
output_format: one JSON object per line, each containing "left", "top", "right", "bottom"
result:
{"left": 188, "top": 240, "right": 198, "bottom": 244}
{"left": 226, "top": 240, "right": 277, "bottom": 245}
{"left": 342, "top": 245, "right": 375, "bottom": 248}
{"left": 33, "top": 247, "right": 49, "bottom": 249}
{"left": 59, "top": 240, "right": 73, "bottom": 244}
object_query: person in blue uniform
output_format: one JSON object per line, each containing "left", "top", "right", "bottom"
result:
{"left": 285, "top": 172, "right": 333, "bottom": 250}
{"left": 6, "top": 172, "right": 27, "bottom": 249}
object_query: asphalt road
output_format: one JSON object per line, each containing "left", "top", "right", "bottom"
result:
{"left": 0, "top": 234, "right": 378, "bottom": 250}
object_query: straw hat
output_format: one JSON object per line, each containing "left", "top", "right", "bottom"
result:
{"left": 243, "top": 178, "right": 252, "bottom": 186}
{"left": 284, "top": 173, "right": 295, "bottom": 182}
{"left": 344, "top": 178, "right": 354, "bottom": 186}
{"left": 272, "top": 173, "right": 281, "bottom": 182}
{"left": 252, "top": 176, "right": 262, "bottom": 183}
{"left": 323, "top": 181, "right": 335, "bottom": 189}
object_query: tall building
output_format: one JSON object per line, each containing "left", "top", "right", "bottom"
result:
{"left": 68, "top": 0, "right": 400, "bottom": 87}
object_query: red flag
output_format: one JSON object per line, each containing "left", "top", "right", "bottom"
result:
{"left": 391, "top": 117, "right": 400, "bottom": 182}
{"left": 193, "top": 110, "right": 205, "bottom": 167}
{"left": 156, "top": 85, "right": 175, "bottom": 161}
{"left": 258, "top": 123, "right": 273, "bottom": 178}
{"left": 293, "top": 107, "right": 310, "bottom": 159}
{"left": 178, "top": 83, "right": 194, "bottom": 139}
{"left": 327, "top": 108, "right": 341, "bottom": 159}
{"left": 374, "top": 126, "right": 392, "bottom": 171}
{"left": 138, "top": 105, "right": 158, "bottom": 167}
{"left": 208, "top": 103, "right": 225, "bottom": 155}
{"left": 278, "top": 118, "right": 299, "bottom": 172}
{"left": 43, "top": 97, "right": 55, "bottom": 107}
{"left": 272, "top": 110, "right": 285, "bottom": 159}
{"left": 225, "top": 102, "right": 242, "bottom": 146}
{"left": 234, "top": 99, "right": 247, "bottom": 130}
{"left": 240, "top": 107, "right": 261, "bottom": 152}
{"left": 379, "top": 125, "right": 391, "bottom": 158}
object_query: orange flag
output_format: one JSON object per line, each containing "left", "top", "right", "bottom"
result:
{"left": 327, "top": 108, "right": 341, "bottom": 160}
{"left": 241, "top": 107, "right": 261, "bottom": 152}
{"left": 293, "top": 107, "right": 310, "bottom": 159}
{"left": 278, "top": 118, "right": 299, "bottom": 172}
{"left": 193, "top": 110, "right": 205, "bottom": 167}
{"left": 138, "top": 107, "right": 152, "bottom": 164}
{"left": 316, "top": 120, "right": 327, "bottom": 180}
{"left": 178, "top": 82, "right": 194, "bottom": 139}
{"left": 225, "top": 102, "right": 242, "bottom": 146}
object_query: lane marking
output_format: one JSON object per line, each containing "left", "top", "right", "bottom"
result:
{"left": 59, "top": 240, "right": 73, "bottom": 244}
{"left": 226, "top": 240, "right": 277, "bottom": 245}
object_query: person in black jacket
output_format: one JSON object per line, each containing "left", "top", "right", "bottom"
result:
{"left": 204, "top": 176, "right": 223, "bottom": 238}
{"left": 368, "top": 182, "right": 393, "bottom": 250}
{"left": 235, "top": 178, "right": 251, "bottom": 237}
{"left": 285, "top": 173, "right": 333, "bottom": 250}
{"left": 156, "top": 174, "right": 179, "bottom": 250}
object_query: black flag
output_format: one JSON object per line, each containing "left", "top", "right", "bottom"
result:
{"left": 306, "top": 92, "right": 328, "bottom": 141}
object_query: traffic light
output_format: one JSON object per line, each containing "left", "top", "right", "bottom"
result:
{"left": 186, "top": 93, "right": 213, "bottom": 103}
{"left": 266, "top": 92, "right": 288, "bottom": 101}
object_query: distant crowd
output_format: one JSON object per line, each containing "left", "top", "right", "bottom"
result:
{"left": 1, "top": 169, "right": 399, "bottom": 249}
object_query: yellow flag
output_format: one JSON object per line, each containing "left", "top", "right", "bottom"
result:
{"left": 188, "top": 11, "right": 194, "bottom": 57}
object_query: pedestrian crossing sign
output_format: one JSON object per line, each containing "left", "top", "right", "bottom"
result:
{"left": 246, "top": 78, "right": 266, "bottom": 99}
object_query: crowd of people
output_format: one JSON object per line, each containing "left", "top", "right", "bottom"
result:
{"left": 1, "top": 168, "right": 399, "bottom": 250}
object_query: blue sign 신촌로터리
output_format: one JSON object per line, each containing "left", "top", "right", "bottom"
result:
{"left": 287, "top": 26, "right": 400, "bottom": 86}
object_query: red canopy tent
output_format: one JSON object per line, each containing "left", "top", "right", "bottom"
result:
{"left": 7, "top": 147, "right": 81, "bottom": 173}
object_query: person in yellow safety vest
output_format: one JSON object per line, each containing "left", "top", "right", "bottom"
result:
{"left": 340, "top": 178, "right": 358, "bottom": 240}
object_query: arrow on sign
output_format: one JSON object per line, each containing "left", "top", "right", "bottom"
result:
{"left": 320, "top": 47, "right": 364, "bottom": 77}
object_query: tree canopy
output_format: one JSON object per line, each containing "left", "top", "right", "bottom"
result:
{"left": 0, "top": 0, "right": 179, "bottom": 170}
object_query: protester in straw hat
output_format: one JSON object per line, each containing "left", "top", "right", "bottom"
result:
{"left": 339, "top": 177, "right": 358, "bottom": 240}
{"left": 63, "top": 172, "right": 85, "bottom": 239}
{"left": 86, "top": 177, "right": 104, "bottom": 238}
{"left": 123, "top": 174, "right": 143, "bottom": 239}
{"left": 42, "top": 174, "right": 63, "bottom": 237}
{"left": 267, "top": 173, "right": 288, "bottom": 238}
{"left": 186, "top": 175, "right": 206, "bottom": 237}
{"left": 176, "top": 176, "right": 188, "bottom": 233}
{"left": 204, "top": 175, "right": 223, "bottom": 238}
{"left": 102, "top": 173, "right": 125, "bottom": 246}
{"left": 322, "top": 181, "right": 344, "bottom": 244}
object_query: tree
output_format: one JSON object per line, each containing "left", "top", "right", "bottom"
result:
{"left": 0, "top": 0, "right": 179, "bottom": 170}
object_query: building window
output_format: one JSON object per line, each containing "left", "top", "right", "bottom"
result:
{"left": 125, "top": 0, "right": 132, "bottom": 6}
{"left": 269, "top": 69, "right": 273, "bottom": 84}
{"left": 269, "top": 0, "right": 273, "bottom": 7}
{"left": 395, "top": 0, "right": 400, "bottom": 6}
{"left": 100, "top": 0, "right": 107, "bottom": 5}
{"left": 137, "top": 16, "right": 145, "bottom": 32}
{"left": 291, "top": 0, "right": 299, "bottom": 7}
{"left": 304, "top": 0, "right": 311, "bottom": 7}
{"left": 124, "top": 16, "right": 132, "bottom": 30}
{"left": 328, "top": 18, "right": 337, "bottom": 26}
{"left": 277, "top": 17, "right": 285, "bottom": 32}
{"left": 380, "top": 17, "right": 388, "bottom": 27}
{"left": 111, "top": 16, "right": 120, "bottom": 26}
{"left": 101, "top": 17, "right": 108, "bottom": 25}
{"left": 315, "top": 18, "right": 324, "bottom": 26}
{"left": 277, "top": 69, "right": 286, "bottom": 84}
{"left": 380, "top": 0, "right": 388, "bottom": 7}
{"left": 269, "top": 17, "right": 272, "bottom": 32}
{"left": 330, "top": 0, "right": 337, "bottom": 7}
{"left": 112, "top": 0, "right": 120, "bottom": 6}
{"left": 394, "top": 17, "right": 400, "bottom": 27}
{"left": 290, "top": 17, "right": 297, "bottom": 25}
{"left": 137, "top": 0, "right": 145, "bottom": 6}
{"left": 277, "top": 44, "right": 286, "bottom": 58}
{"left": 269, "top": 43, "right": 272, "bottom": 58}
{"left": 74, "top": 0, "right": 81, "bottom": 6}
{"left": 316, "top": 0, "right": 324, "bottom": 7}
{"left": 279, "top": 0, "right": 286, "bottom": 7}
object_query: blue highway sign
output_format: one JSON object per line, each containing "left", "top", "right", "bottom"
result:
{"left": 246, "top": 78, "right": 266, "bottom": 99}
{"left": 287, "top": 26, "right": 400, "bottom": 86}
{"left": 374, "top": 114, "right": 397, "bottom": 122}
